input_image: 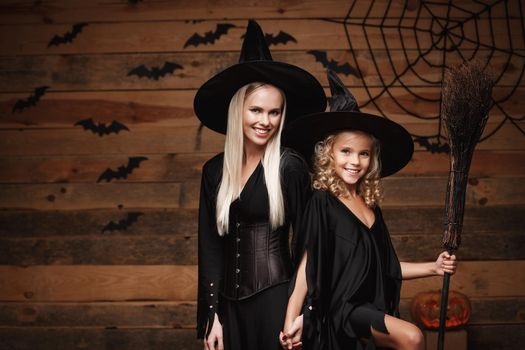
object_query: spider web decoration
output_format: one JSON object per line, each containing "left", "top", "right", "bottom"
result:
{"left": 330, "top": 0, "right": 524, "bottom": 153}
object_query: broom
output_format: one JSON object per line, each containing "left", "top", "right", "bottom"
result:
{"left": 438, "top": 60, "right": 494, "bottom": 350}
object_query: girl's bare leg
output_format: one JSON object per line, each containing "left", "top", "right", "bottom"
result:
{"left": 371, "top": 314, "right": 424, "bottom": 350}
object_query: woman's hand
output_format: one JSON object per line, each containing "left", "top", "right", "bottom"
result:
{"left": 204, "top": 313, "right": 224, "bottom": 350}
{"left": 434, "top": 251, "right": 457, "bottom": 276}
{"left": 279, "top": 314, "right": 303, "bottom": 350}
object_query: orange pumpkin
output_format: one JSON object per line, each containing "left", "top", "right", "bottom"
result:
{"left": 410, "top": 290, "right": 471, "bottom": 329}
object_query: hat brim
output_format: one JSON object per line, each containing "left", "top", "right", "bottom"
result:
{"left": 283, "top": 111, "right": 414, "bottom": 177}
{"left": 194, "top": 61, "right": 327, "bottom": 134}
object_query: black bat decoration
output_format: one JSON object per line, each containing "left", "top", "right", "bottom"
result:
{"left": 414, "top": 137, "right": 450, "bottom": 154}
{"left": 265, "top": 31, "right": 297, "bottom": 46}
{"left": 127, "top": 61, "right": 183, "bottom": 80}
{"left": 241, "top": 30, "right": 297, "bottom": 46}
{"left": 307, "top": 50, "right": 362, "bottom": 78}
{"left": 12, "top": 86, "right": 49, "bottom": 113}
{"left": 184, "top": 23, "right": 236, "bottom": 48}
{"left": 48, "top": 22, "right": 88, "bottom": 47}
{"left": 97, "top": 156, "right": 148, "bottom": 183}
{"left": 75, "top": 118, "right": 130, "bottom": 136}
{"left": 102, "top": 212, "right": 144, "bottom": 233}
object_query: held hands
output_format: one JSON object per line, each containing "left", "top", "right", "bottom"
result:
{"left": 204, "top": 313, "right": 223, "bottom": 350}
{"left": 279, "top": 314, "right": 303, "bottom": 350}
{"left": 435, "top": 251, "right": 458, "bottom": 276}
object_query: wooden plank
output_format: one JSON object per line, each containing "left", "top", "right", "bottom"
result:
{"left": 0, "top": 206, "right": 522, "bottom": 238}
{"left": 467, "top": 325, "right": 525, "bottom": 350}
{"left": 0, "top": 265, "right": 198, "bottom": 301}
{"left": 0, "top": 153, "right": 211, "bottom": 183}
{"left": 0, "top": 183, "right": 183, "bottom": 210}
{"left": 0, "top": 122, "right": 522, "bottom": 157}
{"left": 0, "top": 261, "right": 524, "bottom": 302}
{"left": 1, "top": 150, "right": 523, "bottom": 184}
{"left": 0, "top": 126, "right": 221, "bottom": 156}
{"left": 0, "top": 0, "right": 516, "bottom": 24}
{"left": 0, "top": 209, "right": 199, "bottom": 237}
{"left": 0, "top": 328, "right": 201, "bottom": 350}
{"left": 400, "top": 261, "right": 525, "bottom": 299}
{"left": 392, "top": 231, "right": 525, "bottom": 261}
{"left": 399, "top": 150, "right": 525, "bottom": 178}
{"left": 1, "top": 88, "right": 523, "bottom": 129}
{"left": 0, "top": 301, "right": 195, "bottom": 328}
{"left": 1, "top": 326, "right": 522, "bottom": 350}
{"left": 2, "top": 297, "right": 522, "bottom": 328}
{"left": 379, "top": 176, "right": 525, "bottom": 207}
{"left": 2, "top": 176, "right": 522, "bottom": 210}
{"left": 382, "top": 206, "right": 525, "bottom": 235}
{"left": 1, "top": 50, "right": 523, "bottom": 92}
{"left": 0, "top": 236, "right": 197, "bottom": 265}
{"left": 0, "top": 90, "right": 198, "bottom": 129}
{"left": 0, "top": 18, "right": 522, "bottom": 55}
{"left": 399, "top": 297, "right": 525, "bottom": 326}
{"left": 1, "top": 230, "right": 522, "bottom": 266}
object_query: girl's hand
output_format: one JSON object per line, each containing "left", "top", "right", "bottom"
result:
{"left": 435, "top": 251, "right": 457, "bottom": 276}
{"left": 204, "top": 314, "right": 224, "bottom": 350}
{"left": 280, "top": 314, "right": 303, "bottom": 349}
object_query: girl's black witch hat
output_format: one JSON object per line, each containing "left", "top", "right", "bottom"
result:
{"left": 284, "top": 70, "right": 414, "bottom": 177}
{"left": 193, "top": 20, "right": 327, "bottom": 134}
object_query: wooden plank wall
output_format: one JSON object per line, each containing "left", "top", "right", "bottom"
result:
{"left": 0, "top": 0, "right": 524, "bottom": 349}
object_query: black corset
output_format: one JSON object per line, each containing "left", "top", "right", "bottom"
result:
{"left": 221, "top": 222, "right": 292, "bottom": 300}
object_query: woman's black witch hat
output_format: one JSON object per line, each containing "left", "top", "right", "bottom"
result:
{"left": 193, "top": 20, "right": 327, "bottom": 134}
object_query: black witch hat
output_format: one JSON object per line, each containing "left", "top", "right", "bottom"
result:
{"left": 193, "top": 20, "right": 327, "bottom": 134}
{"left": 284, "top": 70, "right": 414, "bottom": 177}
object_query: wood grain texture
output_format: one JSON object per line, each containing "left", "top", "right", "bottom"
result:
{"left": 0, "top": 0, "right": 517, "bottom": 24}
{"left": 1, "top": 122, "right": 522, "bottom": 157}
{"left": 1, "top": 206, "right": 522, "bottom": 238}
{"left": 1, "top": 176, "right": 522, "bottom": 210}
{"left": 1, "top": 50, "right": 522, "bottom": 91}
{"left": 0, "top": 328, "right": 201, "bottom": 350}
{"left": 0, "top": 265, "right": 197, "bottom": 302}
{"left": 2, "top": 88, "right": 522, "bottom": 131}
{"left": 0, "top": 18, "right": 522, "bottom": 55}
{"left": 0, "top": 261, "right": 523, "bottom": 302}
{"left": 0, "top": 153, "right": 211, "bottom": 183}
{"left": 1, "top": 230, "right": 523, "bottom": 265}
{"left": 0, "top": 151, "right": 523, "bottom": 185}
{"left": 1, "top": 297, "right": 523, "bottom": 327}
{"left": 1, "top": 325, "right": 522, "bottom": 350}
{"left": 0, "top": 183, "right": 183, "bottom": 210}
{"left": 0, "top": 301, "right": 195, "bottom": 328}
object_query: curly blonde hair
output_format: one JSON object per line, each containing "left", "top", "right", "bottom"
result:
{"left": 312, "top": 131, "right": 383, "bottom": 207}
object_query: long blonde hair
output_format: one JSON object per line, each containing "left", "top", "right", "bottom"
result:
{"left": 312, "top": 131, "right": 383, "bottom": 207}
{"left": 216, "top": 83, "right": 287, "bottom": 235}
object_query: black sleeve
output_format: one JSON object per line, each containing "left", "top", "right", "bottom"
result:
{"left": 302, "top": 191, "right": 333, "bottom": 350}
{"left": 282, "top": 150, "right": 313, "bottom": 267}
{"left": 196, "top": 161, "right": 224, "bottom": 339}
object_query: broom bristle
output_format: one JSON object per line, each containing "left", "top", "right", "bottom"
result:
{"left": 441, "top": 60, "right": 494, "bottom": 165}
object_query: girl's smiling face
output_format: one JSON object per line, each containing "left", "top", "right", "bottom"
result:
{"left": 331, "top": 131, "right": 374, "bottom": 188}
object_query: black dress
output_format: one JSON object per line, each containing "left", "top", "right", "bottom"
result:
{"left": 302, "top": 190, "right": 402, "bottom": 350}
{"left": 197, "top": 149, "right": 311, "bottom": 350}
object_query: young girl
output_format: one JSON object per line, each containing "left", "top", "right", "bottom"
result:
{"left": 194, "top": 21, "right": 326, "bottom": 350}
{"left": 280, "top": 71, "right": 457, "bottom": 350}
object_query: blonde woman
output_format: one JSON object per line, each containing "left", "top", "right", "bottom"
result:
{"left": 193, "top": 20, "right": 326, "bottom": 350}
{"left": 280, "top": 71, "right": 457, "bottom": 350}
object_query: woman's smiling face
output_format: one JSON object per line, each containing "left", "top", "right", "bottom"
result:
{"left": 242, "top": 84, "right": 284, "bottom": 149}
